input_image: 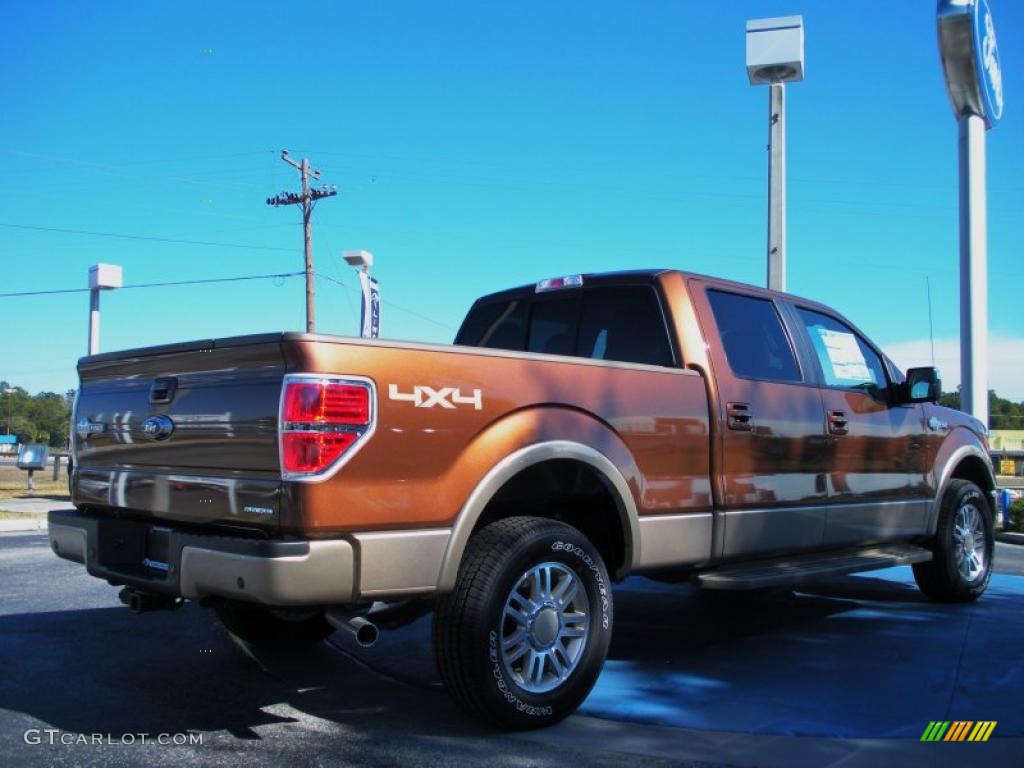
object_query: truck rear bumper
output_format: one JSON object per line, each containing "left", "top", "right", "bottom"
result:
{"left": 48, "top": 509, "right": 356, "bottom": 606}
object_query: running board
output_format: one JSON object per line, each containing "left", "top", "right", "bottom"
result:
{"left": 697, "top": 544, "right": 933, "bottom": 590}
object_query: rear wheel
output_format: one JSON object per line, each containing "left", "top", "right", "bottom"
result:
{"left": 433, "top": 516, "right": 613, "bottom": 729}
{"left": 215, "top": 601, "right": 335, "bottom": 650}
{"left": 913, "top": 479, "right": 993, "bottom": 603}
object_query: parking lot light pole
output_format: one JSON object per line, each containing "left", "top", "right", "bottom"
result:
{"left": 746, "top": 16, "right": 805, "bottom": 293}
{"left": 87, "top": 264, "right": 123, "bottom": 356}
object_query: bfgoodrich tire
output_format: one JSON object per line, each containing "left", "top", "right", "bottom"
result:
{"left": 215, "top": 601, "right": 335, "bottom": 650}
{"left": 913, "top": 479, "right": 994, "bottom": 603}
{"left": 433, "top": 516, "right": 613, "bottom": 729}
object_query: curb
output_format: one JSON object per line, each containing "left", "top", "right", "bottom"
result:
{"left": 0, "top": 517, "right": 48, "bottom": 533}
{"left": 996, "top": 531, "right": 1024, "bottom": 546}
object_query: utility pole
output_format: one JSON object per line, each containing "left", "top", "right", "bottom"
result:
{"left": 266, "top": 150, "right": 337, "bottom": 333}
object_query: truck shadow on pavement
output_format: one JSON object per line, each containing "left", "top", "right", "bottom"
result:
{"left": 0, "top": 602, "right": 477, "bottom": 744}
{"left": 583, "top": 570, "right": 1022, "bottom": 737}
{"left": 2, "top": 567, "right": 1021, "bottom": 746}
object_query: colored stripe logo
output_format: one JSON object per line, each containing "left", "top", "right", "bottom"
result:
{"left": 920, "top": 721, "right": 996, "bottom": 742}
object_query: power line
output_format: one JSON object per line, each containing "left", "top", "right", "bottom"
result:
{"left": 0, "top": 271, "right": 305, "bottom": 298}
{"left": 1, "top": 268, "right": 455, "bottom": 332}
{"left": 315, "top": 272, "right": 456, "bottom": 331}
{"left": 0, "top": 222, "right": 296, "bottom": 252}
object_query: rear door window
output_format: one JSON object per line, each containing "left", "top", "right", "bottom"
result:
{"left": 707, "top": 289, "right": 801, "bottom": 382}
{"left": 576, "top": 286, "right": 673, "bottom": 366}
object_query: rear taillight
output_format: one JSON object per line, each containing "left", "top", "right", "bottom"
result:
{"left": 279, "top": 375, "right": 375, "bottom": 480}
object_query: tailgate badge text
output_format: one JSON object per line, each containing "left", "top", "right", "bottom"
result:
{"left": 75, "top": 418, "right": 106, "bottom": 441}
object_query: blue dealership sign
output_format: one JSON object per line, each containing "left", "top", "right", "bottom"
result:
{"left": 937, "top": 0, "right": 1004, "bottom": 128}
{"left": 972, "top": 0, "right": 1003, "bottom": 126}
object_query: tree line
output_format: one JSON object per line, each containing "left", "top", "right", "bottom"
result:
{"left": 938, "top": 390, "right": 1024, "bottom": 430}
{"left": 0, "top": 383, "right": 76, "bottom": 448}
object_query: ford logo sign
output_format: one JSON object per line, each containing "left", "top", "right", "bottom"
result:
{"left": 937, "top": 0, "right": 1004, "bottom": 129}
{"left": 142, "top": 415, "right": 175, "bottom": 441}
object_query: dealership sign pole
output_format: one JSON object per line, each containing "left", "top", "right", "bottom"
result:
{"left": 937, "top": 0, "right": 1003, "bottom": 427}
{"left": 343, "top": 250, "right": 380, "bottom": 339}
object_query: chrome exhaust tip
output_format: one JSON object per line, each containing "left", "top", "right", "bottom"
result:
{"left": 325, "top": 610, "right": 379, "bottom": 647}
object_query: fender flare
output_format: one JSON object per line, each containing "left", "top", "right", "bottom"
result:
{"left": 927, "top": 441, "right": 996, "bottom": 534}
{"left": 435, "top": 440, "right": 641, "bottom": 592}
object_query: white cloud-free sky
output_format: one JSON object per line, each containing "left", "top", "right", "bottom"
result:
{"left": 884, "top": 336, "right": 1024, "bottom": 402}
{"left": 2, "top": 1, "right": 1022, "bottom": 403}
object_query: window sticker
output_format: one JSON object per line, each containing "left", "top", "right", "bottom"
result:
{"left": 816, "top": 328, "right": 874, "bottom": 384}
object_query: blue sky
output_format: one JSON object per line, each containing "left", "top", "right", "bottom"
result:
{"left": 2, "top": 1, "right": 1022, "bottom": 399}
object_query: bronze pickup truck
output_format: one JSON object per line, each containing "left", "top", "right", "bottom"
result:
{"left": 50, "top": 269, "right": 996, "bottom": 728}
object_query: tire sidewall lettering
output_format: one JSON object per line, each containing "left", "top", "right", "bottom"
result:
{"left": 551, "top": 540, "right": 610, "bottom": 629}
{"left": 488, "top": 630, "right": 553, "bottom": 717}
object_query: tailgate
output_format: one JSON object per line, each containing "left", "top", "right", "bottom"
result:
{"left": 72, "top": 334, "right": 286, "bottom": 530}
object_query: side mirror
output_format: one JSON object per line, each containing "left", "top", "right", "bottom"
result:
{"left": 902, "top": 367, "right": 941, "bottom": 404}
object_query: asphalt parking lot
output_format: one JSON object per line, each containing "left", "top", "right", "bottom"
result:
{"left": 2, "top": 531, "right": 1022, "bottom": 767}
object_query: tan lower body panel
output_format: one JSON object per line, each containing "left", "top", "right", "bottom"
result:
{"left": 179, "top": 540, "right": 355, "bottom": 605}
{"left": 352, "top": 528, "right": 451, "bottom": 597}
{"left": 635, "top": 512, "right": 713, "bottom": 569}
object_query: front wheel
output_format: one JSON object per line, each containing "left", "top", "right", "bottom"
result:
{"left": 433, "top": 517, "right": 613, "bottom": 729}
{"left": 913, "top": 479, "right": 994, "bottom": 603}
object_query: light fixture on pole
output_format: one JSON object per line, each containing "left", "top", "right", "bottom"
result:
{"left": 87, "top": 264, "right": 123, "bottom": 356}
{"left": 343, "top": 250, "right": 380, "bottom": 339}
{"left": 937, "top": 0, "right": 1004, "bottom": 427}
{"left": 746, "top": 15, "right": 804, "bottom": 293}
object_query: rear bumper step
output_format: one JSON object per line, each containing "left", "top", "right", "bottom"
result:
{"left": 696, "top": 544, "right": 933, "bottom": 590}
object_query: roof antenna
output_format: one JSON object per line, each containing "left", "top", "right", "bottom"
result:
{"left": 926, "top": 276, "right": 936, "bottom": 366}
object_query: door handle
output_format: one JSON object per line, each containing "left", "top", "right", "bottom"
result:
{"left": 827, "top": 410, "right": 848, "bottom": 436}
{"left": 727, "top": 402, "right": 752, "bottom": 431}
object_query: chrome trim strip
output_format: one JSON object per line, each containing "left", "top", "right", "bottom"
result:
{"left": 635, "top": 512, "right": 713, "bottom": 569}
{"left": 353, "top": 528, "right": 451, "bottom": 597}
{"left": 437, "top": 441, "right": 641, "bottom": 592}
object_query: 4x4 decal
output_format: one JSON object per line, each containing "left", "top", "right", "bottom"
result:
{"left": 388, "top": 384, "right": 483, "bottom": 410}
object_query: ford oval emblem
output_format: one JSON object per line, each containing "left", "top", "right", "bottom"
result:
{"left": 142, "top": 415, "right": 174, "bottom": 441}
